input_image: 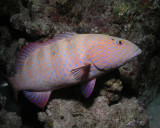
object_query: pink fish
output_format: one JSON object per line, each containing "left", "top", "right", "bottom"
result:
{"left": 8, "top": 32, "right": 142, "bottom": 108}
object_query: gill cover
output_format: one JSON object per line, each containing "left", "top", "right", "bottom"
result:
{"left": 88, "top": 36, "right": 127, "bottom": 70}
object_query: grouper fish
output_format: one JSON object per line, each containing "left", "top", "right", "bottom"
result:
{"left": 8, "top": 32, "right": 142, "bottom": 108}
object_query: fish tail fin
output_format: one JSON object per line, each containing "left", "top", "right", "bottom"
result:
{"left": 7, "top": 76, "right": 19, "bottom": 100}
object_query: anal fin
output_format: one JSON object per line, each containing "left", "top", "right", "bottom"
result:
{"left": 23, "top": 91, "right": 51, "bottom": 108}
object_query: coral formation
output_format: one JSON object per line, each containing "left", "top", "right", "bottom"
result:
{"left": 0, "top": 109, "right": 22, "bottom": 128}
{"left": 139, "top": 55, "right": 160, "bottom": 105}
{"left": 38, "top": 97, "right": 149, "bottom": 128}
{"left": 105, "top": 78, "right": 123, "bottom": 92}
{"left": 0, "top": 94, "right": 22, "bottom": 128}
{"left": 100, "top": 78, "right": 123, "bottom": 104}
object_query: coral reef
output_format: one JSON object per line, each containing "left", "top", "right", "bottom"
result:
{"left": 0, "top": 94, "right": 22, "bottom": 128}
{"left": 101, "top": 78, "right": 123, "bottom": 104}
{"left": 38, "top": 97, "right": 149, "bottom": 128}
{"left": 0, "top": 109, "right": 22, "bottom": 128}
{"left": 139, "top": 55, "right": 160, "bottom": 105}
{"left": 105, "top": 78, "right": 123, "bottom": 92}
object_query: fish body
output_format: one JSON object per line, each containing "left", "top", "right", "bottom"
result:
{"left": 8, "top": 33, "right": 142, "bottom": 108}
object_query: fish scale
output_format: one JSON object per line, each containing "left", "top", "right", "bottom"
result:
{"left": 8, "top": 32, "right": 142, "bottom": 108}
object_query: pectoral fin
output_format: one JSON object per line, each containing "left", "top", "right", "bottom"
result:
{"left": 70, "top": 63, "right": 91, "bottom": 80}
{"left": 23, "top": 91, "right": 51, "bottom": 108}
{"left": 82, "top": 78, "right": 96, "bottom": 98}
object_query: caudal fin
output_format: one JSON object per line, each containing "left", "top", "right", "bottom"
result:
{"left": 7, "top": 76, "right": 19, "bottom": 100}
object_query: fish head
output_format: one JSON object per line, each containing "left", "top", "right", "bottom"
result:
{"left": 89, "top": 36, "right": 142, "bottom": 70}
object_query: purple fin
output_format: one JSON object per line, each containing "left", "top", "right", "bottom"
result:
{"left": 70, "top": 63, "right": 91, "bottom": 80}
{"left": 15, "top": 43, "right": 40, "bottom": 73}
{"left": 82, "top": 78, "right": 96, "bottom": 98}
{"left": 23, "top": 91, "right": 51, "bottom": 108}
{"left": 53, "top": 32, "right": 77, "bottom": 41}
{"left": 55, "top": 32, "right": 77, "bottom": 38}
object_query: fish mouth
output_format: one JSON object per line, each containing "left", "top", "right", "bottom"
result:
{"left": 132, "top": 48, "right": 142, "bottom": 58}
{"left": 127, "top": 48, "right": 142, "bottom": 63}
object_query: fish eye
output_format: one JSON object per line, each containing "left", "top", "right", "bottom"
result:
{"left": 117, "top": 40, "right": 123, "bottom": 45}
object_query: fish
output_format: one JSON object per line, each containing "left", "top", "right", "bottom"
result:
{"left": 8, "top": 32, "right": 142, "bottom": 108}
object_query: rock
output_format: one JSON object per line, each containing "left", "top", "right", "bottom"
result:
{"left": 0, "top": 109, "right": 22, "bottom": 128}
{"left": 38, "top": 97, "right": 149, "bottom": 128}
{"left": 139, "top": 56, "right": 160, "bottom": 105}
{"left": 104, "top": 78, "right": 123, "bottom": 92}
{"left": 0, "top": 94, "right": 22, "bottom": 128}
{"left": 99, "top": 78, "right": 123, "bottom": 104}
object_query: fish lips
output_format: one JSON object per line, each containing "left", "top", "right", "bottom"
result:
{"left": 131, "top": 48, "right": 142, "bottom": 58}
{"left": 127, "top": 48, "right": 142, "bottom": 63}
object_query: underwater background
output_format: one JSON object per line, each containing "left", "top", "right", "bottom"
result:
{"left": 0, "top": 0, "right": 160, "bottom": 128}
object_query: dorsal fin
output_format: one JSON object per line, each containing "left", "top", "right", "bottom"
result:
{"left": 41, "top": 32, "right": 77, "bottom": 45}
{"left": 15, "top": 32, "right": 77, "bottom": 73}
{"left": 15, "top": 43, "right": 40, "bottom": 73}
{"left": 54, "top": 32, "right": 77, "bottom": 41}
